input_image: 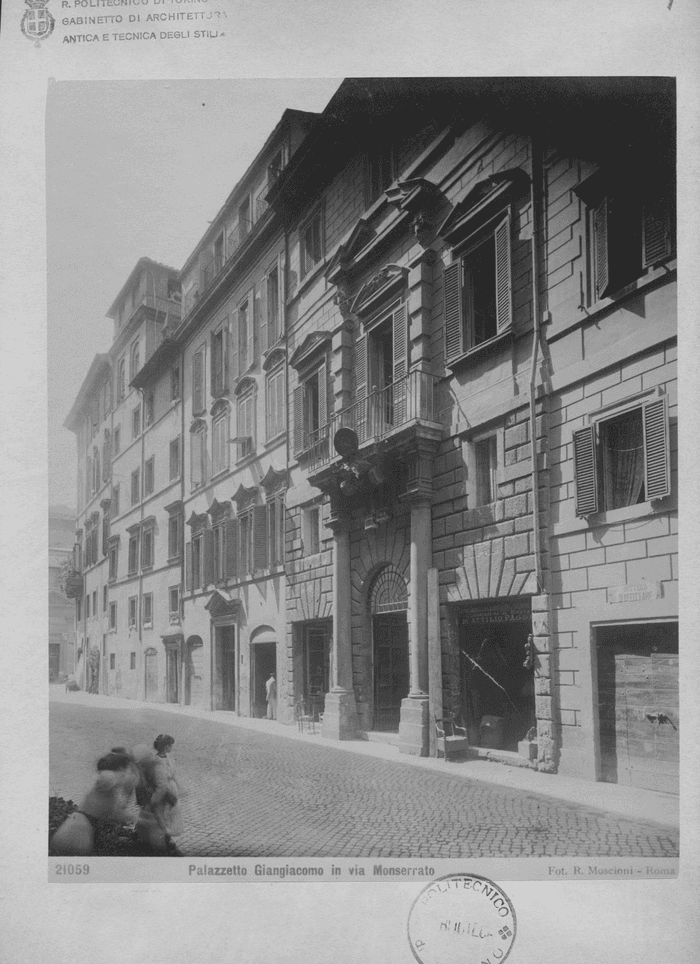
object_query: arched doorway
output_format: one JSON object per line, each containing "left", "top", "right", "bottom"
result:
{"left": 369, "top": 566, "right": 409, "bottom": 732}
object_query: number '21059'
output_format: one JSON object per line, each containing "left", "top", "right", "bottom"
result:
{"left": 54, "top": 864, "right": 90, "bottom": 875}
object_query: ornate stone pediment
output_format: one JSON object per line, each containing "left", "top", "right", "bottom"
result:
{"left": 186, "top": 510, "right": 209, "bottom": 531}
{"left": 231, "top": 482, "right": 259, "bottom": 508}
{"left": 350, "top": 264, "right": 409, "bottom": 318}
{"left": 324, "top": 218, "right": 375, "bottom": 285}
{"left": 207, "top": 498, "right": 232, "bottom": 521}
{"left": 438, "top": 169, "right": 530, "bottom": 246}
{"left": 289, "top": 331, "right": 332, "bottom": 372}
{"left": 385, "top": 177, "right": 442, "bottom": 214}
{"left": 260, "top": 465, "right": 288, "bottom": 492}
{"left": 204, "top": 589, "right": 240, "bottom": 618}
{"left": 262, "top": 346, "right": 285, "bottom": 373}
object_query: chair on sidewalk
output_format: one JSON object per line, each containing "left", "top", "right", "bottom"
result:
{"left": 295, "top": 697, "right": 316, "bottom": 734}
{"left": 434, "top": 714, "right": 470, "bottom": 762}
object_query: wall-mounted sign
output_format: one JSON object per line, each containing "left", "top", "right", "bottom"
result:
{"left": 608, "top": 581, "right": 662, "bottom": 605}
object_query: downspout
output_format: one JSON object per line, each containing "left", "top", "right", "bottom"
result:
{"left": 179, "top": 334, "right": 186, "bottom": 706}
{"left": 137, "top": 385, "right": 146, "bottom": 699}
{"left": 528, "top": 134, "right": 544, "bottom": 594}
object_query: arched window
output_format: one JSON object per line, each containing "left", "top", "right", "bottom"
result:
{"left": 130, "top": 340, "right": 140, "bottom": 380}
{"left": 369, "top": 566, "right": 408, "bottom": 614}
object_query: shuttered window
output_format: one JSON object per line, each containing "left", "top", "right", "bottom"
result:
{"left": 573, "top": 395, "right": 671, "bottom": 517}
{"left": 267, "top": 494, "right": 285, "bottom": 567}
{"left": 253, "top": 504, "right": 269, "bottom": 570}
{"left": 237, "top": 391, "right": 255, "bottom": 460}
{"left": 266, "top": 365, "right": 285, "bottom": 440}
{"left": 192, "top": 346, "right": 205, "bottom": 414}
{"left": 292, "top": 363, "right": 327, "bottom": 456}
{"left": 211, "top": 325, "right": 229, "bottom": 397}
{"left": 169, "top": 436, "right": 180, "bottom": 481}
{"left": 443, "top": 213, "right": 512, "bottom": 365}
{"left": 225, "top": 517, "right": 238, "bottom": 580}
{"left": 212, "top": 410, "right": 230, "bottom": 476}
{"left": 642, "top": 195, "right": 674, "bottom": 268}
{"left": 190, "top": 425, "right": 206, "bottom": 489}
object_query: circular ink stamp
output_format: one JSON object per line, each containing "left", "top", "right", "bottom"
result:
{"left": 408, "top": 873, "right": 517, "bottom": 964}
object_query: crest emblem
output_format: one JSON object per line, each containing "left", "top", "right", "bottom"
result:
{"left": 21, "top": 0, "right": 55, "bottom": 47}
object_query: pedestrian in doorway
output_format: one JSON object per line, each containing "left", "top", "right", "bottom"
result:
{"left": 132, "top": 735, "right": 183, "bottom": 855}
{"left": 266, "top": 674, "right": 277, "bottom": 720}
{"left": 50, "top": 748, "right": 140, "bottom": 856}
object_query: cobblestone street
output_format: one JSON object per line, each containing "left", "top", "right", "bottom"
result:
{"left": 49, "top": 696, "right": 679, "bottom": 859}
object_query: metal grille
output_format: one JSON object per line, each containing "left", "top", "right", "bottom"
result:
{"left": 369, "top": 567, "right": 408, "bottom": 614}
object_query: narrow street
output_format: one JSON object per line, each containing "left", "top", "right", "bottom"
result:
{"left": 49, "top": 694, "right": 679, "bottom": 859}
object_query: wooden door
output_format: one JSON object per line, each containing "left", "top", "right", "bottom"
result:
{"left": 145, "top": 651, "right": 158, "bottom": 701}
{"left": 373, "top": 613, "right": 409, "bottom": 731}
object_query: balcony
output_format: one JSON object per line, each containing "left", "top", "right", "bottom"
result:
{"left": 303, "top": 370, "right": 442, "bottom": 479}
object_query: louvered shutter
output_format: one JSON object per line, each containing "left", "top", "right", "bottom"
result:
{"left": 318, "top": 361, "right": 328, "bottom": 429}
{"left": 185, "top": 541, "right": 192, "bottom": 591}
{"left": 276, "top": 496, "right": 285, "bottom": 565}
{"left": 247, "top": 294, "right": 255, "bottom": 370}
{"left": 253, "top": 504, "right": 269, "bottom": 570}
{"left": 573, "top": 425, "right": 599, "bottom": 516}
{"left": 392, "top": 303, "right": 409, "bottom": 424}
{"left": 225, "top": 518, "right": 238, "bottom": 580}
{"left": 203, "top": 528, "right": 214, "bottom": 587}
{"left": 191, "top": 430, "right": 202, "bottom": 488}
{"left": 293, "top": 385, "right": 304, "bottom": 456}
{"left": 495, "top": 214, "right": 513, "bottom": 334}
{"left": 643, "top": 396, "right": 671, "bottom": 501}
{"left": 259, "top": 277, "right": 268, "bottom": 355}
{"left": 642, "top": 196, "right": 673, "bottom": 268}
{"left": 230, "top": 316, "right": 239, "bottom": 382}
{"left": 193, "top": 350, "right": 204, "bottom": 413}
{"left": 443, "top": 260, "right": 463, "bottom": 362}
{"left": 594, "top": 197, "right": 610, "bottom": 300}
{"left": 355, "top": 333, "right": 368, "bottom": 441}
{"left": 278, "top": 252, "right": 286, "bottom": 341}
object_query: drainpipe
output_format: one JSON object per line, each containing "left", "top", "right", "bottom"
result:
{"left": 137, "top": 385, "right": 146, "bottom": 699}
{"left": 179, "top": 335, "right": 186, "bottom": 706}
{"left": 528, "top": 134, "right": 544, "bottom": 594}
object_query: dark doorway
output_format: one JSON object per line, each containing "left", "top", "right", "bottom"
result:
{"left": 303, "top": 622, "right": 331, "bottom": 716}
{"left": 596, "top": 622, "right": 679, "bottom": 793}
{"left": 460, "top": 616, "right": 534, "bottom": 751}
{"left": 165, "top": 648, "right": 179, "bottom": 704}
{"left": 49, "top": 644, "right": 60, "bottom": 681}
{"left": 144, "top": 649, "right": 158, "bottom": 701}
{"left": 372, "top": 613, "right": 409, "bottom": 731}
{"left": 252, "top": 642, "right": 276, "bottom": 718}
{"left": 214, "top": 625, "right": 236, "bottom": 711}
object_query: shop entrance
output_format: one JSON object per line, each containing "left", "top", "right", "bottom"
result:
{"left": 369, "top": 566, "right": 409, "bottom": 732}
{"left": 303, "top": 622, "right": 331, "bottom": 717}
{"left": 214, "top": 625, "right": 236, "bottom": 711}
{"left": 459, "top": 602, "right": 534, "bottom": 752}
{"left": 144, "top": 648, "right": 158, "bottom": 701}
{"left": 252, "top": 642, "right": 277, "bottom": 718}
{"left": 596, "top": 621, "right": 679, "bottom": 793}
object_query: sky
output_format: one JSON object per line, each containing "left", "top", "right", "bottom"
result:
{"left": 47, "top": 78, "right": 342, "bottom": 512}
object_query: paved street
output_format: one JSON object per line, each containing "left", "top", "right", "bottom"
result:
{"left": 50, "top": 696, "right": 679, "bottom": 859}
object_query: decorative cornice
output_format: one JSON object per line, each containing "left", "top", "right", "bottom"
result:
{"left": 350, "top": 263, "right": 409, "bottom": 319}
{"left": 234, "top": 375, "right": 257, "bottom": 398}
{"left": 324, "top": 217, "right": 376, "bottom": 286}
{"left": 231, "top": 482, "right": 259, "bottom": 507}
{"left": 186, "top": 510, "right": 209, "bottom": 531}
{"left": 164, "top": 500, "right": 183, "bottom": 515}
{"left": 204, "top": 589, "right": 241, "bottom": 618}
{"left": 438, "top": 168, "right": 530, "bottom": 246}
{"left": 262, "top": 346, "right": 286, "bottom": 373}
{"left": 210, "top": 396, "right": 231, "bottom": 416}
{"left": 207, "top": 498, "right": 232, "bottom": 521}
{"left": 189, "top": 417, "right": 207, "bottom": 434}
{"left": 161, "top": 632, "right": 184, "bottom": 647}
{"left": 260, "top": 465, "right": 288, "bottom": 491}
{"left": 126, "top": 522, "right": 141, "bottom": 535}
{"left": 385, "top": 177, "right": 443, "bottom": 214}
{"left": 289, "top": 331, "right": 332, "bottom": 372}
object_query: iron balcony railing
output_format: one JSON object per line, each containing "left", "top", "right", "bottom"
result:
{"left": 303, "top": 370, "right": 439, "bottom": 473}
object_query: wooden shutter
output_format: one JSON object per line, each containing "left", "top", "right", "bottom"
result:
{"left": 185, "top": 541, "right": 192, "bottom": 591}
{"left": 642, "top": 196, "right": 673, "bottom": 268}
{"left": 355, "top": 332, "right": 368, "bottom": 440}
{"left": 230, "top": 316, "right": 239, "bottom": 382}
{"left": 495, "top": 214, "right": 513, "bottom": 334}
{"left": 191, "top": 430, "right": 202, "bottom": 488}
{"left": 222, "top": 324, "right": 229, "bottom": 390}
{"left": 392, "top": 303, "right": 409, "bottom": 423}
{"left": 643, "top": 396, "right": 671, "bottom": 501}
{"left": 193, "top": 349, "right": 204, "bottom": 413}
{"left": 253, "top": 504, "right": 269, "bottom": 570}
{"left": 278, "top": 251, "right": 286, "bottom": 340}
{"left": 443, "top": 260, "right": 463, "bottom": 362}
{"left": 247, "top": 293, "right": 255, "bottom": 371}
{"left": 594, "top": 197, "right": 610, "bottom": 300}
{"left": 210, "top": 332, "right": 218, "bottom": 396}
{"left": 293, "top": 385, "right": 304, "bottom": 455}
{"left": 203, "top": 528, "right": 214, "bottom": 587}
{"left": 276, "top": 496, "right": 285, "bottom": 565}
{"left": 259, "top": 276, "right": 268, "bottom": 355}
{"left": 573, "top": 425, "right": 599, "bottom": 517}
{"left": 225, "top": 518, "right": 238, "bottom": 580}
{"left": 318, "top": 361, "right": 328, "bottom": 429}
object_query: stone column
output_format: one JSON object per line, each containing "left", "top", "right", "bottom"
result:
{"left": 322, "top": 508, "right": 358, "bottom": 740}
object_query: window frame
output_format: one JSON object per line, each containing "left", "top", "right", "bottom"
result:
{"left": 144, "top": 455, "right": 155, "bottom": 497}
{"left": 169, "top": 436, "right": 181, "bottom": 482}
{"left": 171, "top": 365, "right": 181, "bottom": 402}
{"left": 130, "top": 340, "right": 140, "bottom": 381}
{"left": 212, "top": 404, "right": 230, "bottom": 477}
{"left": 167, "top": 512, "right": 183, "bottom": 562}
{"left": 236, "top": 388, "right": 256, "bottom": 461}
{"left": 192, "top": 344, "right": 206, "bottom": 415}
{"left": 302, "top": 504, "right": 322, "bottom": 556}
{"left": 299, "top": 207, "right": 325, "bottom": 278}
{"left": 169, "top": 586, "right": 181, "bottom": 623}
{"left": 366, "top": 140, "right": 397, "bottom": 206}
{"left": 127, "top": 531, "right": 139, "bottom": 575}
{"left": 266, "top": 364, "right": 285, "bottom": 441}
{"left": 109, "top": 601, "right": 117, "bottom": 632}
{"left": 142, "top": 592, "right": 153, "bottom": 628}
{"left": 141, "top": 524, "right": 154, "bottom": 570}
{"left": 132, "top": 404, "right": 141, "bottom": 440}
{"left": 190, "top": 421, "right": 207, "bottom": 490}
{"left": 130, "top": 468, "right": 140, "bottom": 507}
{"left": 128, "top": 595, "right": 138, "bottom": 629}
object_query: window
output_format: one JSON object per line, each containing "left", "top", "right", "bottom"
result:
{"left": 86, "top": 594, "right": 90, "bottom": 618}
{"left": 213, "top": 523, "right": 226, "bottom": 584}
{"left": 266, "top": 365, "right": 285, "bottom": 440}
{"left": 168, "top": 513, "right": 182, "bottom": 561}
{"left": 293, "top": 366, "right": 327, "bottom": 456}
{"left": 268, "top": 493, "right": 285, "bottom": 567}
{"left": 169, "top": 586, "right": 180, "bottom": 622}
{"left": 110, "top": 653, "right": 115, "bottom": 670}
{"left": 131, "top": 468, "right": 140, "bottom": 506}
{"left": 192, "top": 345, "right": 206, "bottom": 414}
{"left": 475, "top": 435, "right": 498, "bottom": 507}
{"left": 108, "top": 541, "right": 118, "bottom": 582}
{"left": 443, "top": 215, "right": 512, "bottom": 364}
{"left": 117, "top": 358, "right": 126, "bottom": 401}
{"left": 171, "top": 366, "right": 181, "bottom": 401}
{"left": 190, "top": 423, "right": 207, "bottom": 489}
{"left": 237, "top": 390, "right": 255, "bottom": 460}
{"left": 142, "top": 593, "right": 153, "bottom": 628}
{"left": 211, "top": 325, "right": 229, "bottom": 397}
{"left": 144, "top": 456, "right": 155, "bottom": 496}
{"left": 113, "top": 426, "right": 121, "bottom": 455}
{"left": 238, "top": 196, "right": 251, "bottom": 240}
{"left": 109, "top": 601, "right": 117, "bottom": 631}
{"left": 102, "top": 634, "right": 107, "bottom": 657}
{"left": 145, "top": 391, "right": 154, "bottom": 427}
{"left": 102, "top": 510, "right": 109, "bottom": 556}
{"left": 103, "top": 378, "right": 112, "bottom": 416}
{"left": 267, "top": 148, "right": 285, "bottom": 184}
{"left": 239, "top": 510, "right": 253, "bottom": 576}
{"left": 103, "top": 586, "right": 107, "bottom": 611}
{"left": 236, "top": 296, "right": 254, "bottom": 374}
{"left": 212, "top": 407, "right": 230, "bottom": 476}
{"left": 573, "top": 394, "right": 671, "bottom": 517}
{"left": 367, "top": 141, "right": 396, "bottom": 205}
{"left": 128, "top": 531, "right": 139, "bottom": 574}
{"left": 190, "top": 532, "right": 204, "bottom": 591}
{"left": 169, "top": 436, "right": 181, "bottom": 481}
{"left": 112, "top": 484, "right": 120, "bottom": 518}
{"left": 92, "top": 590, "right": 97, "bottom": 617}
{"left": 132, "top": 405, "right": 141, "bottom": 440}
{"left": 130, "top": 340, "right": 140, "bottom": 380}
{"left": 300, "top": 209, "right": 324, "bottom": 277}
{"left": 141, "top": 525, "right": 154, "bottom": 569}
{"left": 130, "top": 652, "right": 136, "bottom": 671}
{"left": 92, "top": 448, "right": 101, "bottom": 494}
{"left": 265, "top": 264, "right": 281, "bottom": 347}
{"left": 128, "top": 595, "right": 138, "bottom": 629}
{"left": 303, "top": 505, "right": 321, "bottom": 555}
{"left": 77, "top": 598, "right": 82, "bottom": 622}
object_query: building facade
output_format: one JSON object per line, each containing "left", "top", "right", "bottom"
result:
{"left": 64, "top": 79, "right": 677, "bottom": 792}
{"left": 49, "top": 505, "right": 77, "bottom": 679}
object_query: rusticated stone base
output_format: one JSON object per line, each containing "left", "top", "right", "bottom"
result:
{"left": 322, "top": 690, "right": 358, "bottom": 741}
{"left": 398, "top": 696, "right": 430, "bottom": 756}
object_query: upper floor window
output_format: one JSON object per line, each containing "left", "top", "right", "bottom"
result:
{"left": 267, "top": 148, "right": 285, "bottom": 185}
{"left": 168, "top": 512, "right": 183, "bottom": 561}
{"left": 236, "top": 389, "right": 255, "bottom": 461}
{"left": 144, "top": 456, "right": 155, "bottom": 497}
{"left": 293, "top": 364, "right": 327, "bottom": 457}
{"left": 113, "top": 426, "right": 121, "bottom": 455}
{"left": 190, "top": 422, "right": 207, "bottom": 490}
{"left": 300, "top": 209, "right": 324, "bottom": 278}
{"left": 192, "top": 345, "right": 206, "bottom": 415}
{"left": 266, "top": 365, "right": 285, "bottom": 440}
{"left": 117, "top": 358, "right": 126, "bottom": 401}
{"left": 130, "top": 340, "right": 140, "bottom": 380}
{"left": 212, "top": 404, "right": 230, "bottom": 477}
{"left": 267, "top": 493, "right": 285, "bottom": 567}
{"left": 235, "top": 294, "right": 254, "bottom": 375}
{"left": 169, "top": 436, "right": 181, "bottom": 482}
{"left": 171, "top": 366, "right": 181, "bottom": 401}
{"left": 132, "top": 405, "right": 141, "bottom": 440}
{"left": 145, "top": 390, "right": 155, "bottom": 427}
{"left": 131, "top": 468, "right": 140, "bottom": 507}
{"left": 302, "top": 504, "right": 322, "bottom": 556}
{"left": 474, "top": 435, "right": 498, "bottom": 507}
{"left": 103, "top": 378, "right": 112, "bottom": 415}
{"left": 141, "top": 525, "right": 154, "bottom": 569}
{"left": 128, "top": 530, "right": 139, "bottom": 574}
{"left": 263, "top": 263, "right": 282, "bottom": 350}
{"left": 443, "top": 214, "right": 513, "bottom": 365}
{"left": 367, "top": 141, "right": 396, "bottom": 205}
{"left": 238, "top": 196, "right": 251, "bottom": 240}
{"left": 573, "top": 393, "right": 671, "bottom": 517}
{"left": 109, "top": 601, "right": 117, "bottom": 631}
{"left": 211, "top": 324, "right": 229, "bottom": 398}
{"left": 111, "top": 484, "right": 120, "bottom": 519}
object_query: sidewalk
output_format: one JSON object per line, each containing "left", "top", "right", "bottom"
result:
{"left": 50, "top": 685, "right": 679, "bottom": 830}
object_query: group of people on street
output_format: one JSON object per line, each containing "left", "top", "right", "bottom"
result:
{"left": 50, "top": 734, "right": 183, "bottom": 857}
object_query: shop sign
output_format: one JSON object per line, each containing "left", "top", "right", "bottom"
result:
{"left": 459, "top": 606, "right": 530, "bottom": 625}
{"left": 608, "top": 581, "right": 662, "bottom": 604}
